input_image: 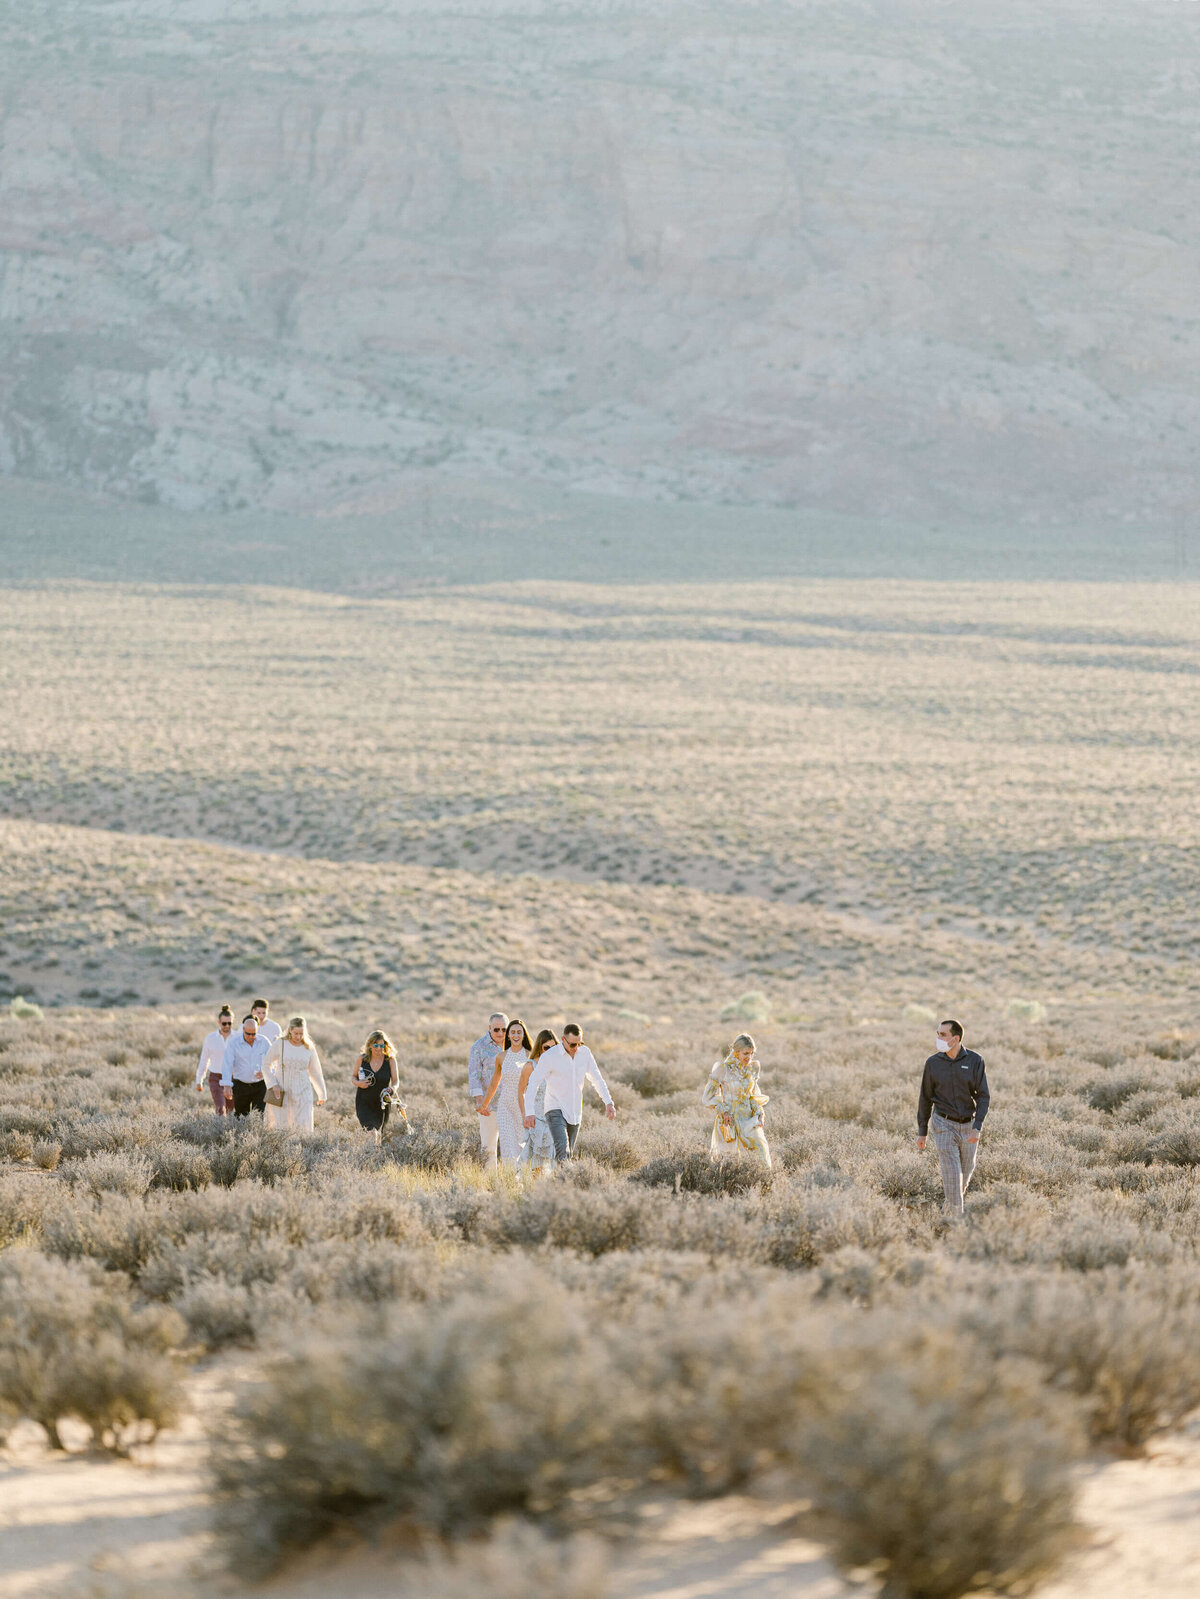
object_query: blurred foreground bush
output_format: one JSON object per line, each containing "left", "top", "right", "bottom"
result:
{"left": 0, "top": 1250, "right": 184, "bottom": 1450}
{"left": 214, "top": 1271, "right": 1084, "bottom": 1598}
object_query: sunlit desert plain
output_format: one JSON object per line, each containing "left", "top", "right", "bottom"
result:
{"left": 2, "top": 574, "right": 1199, "bottom": 1598}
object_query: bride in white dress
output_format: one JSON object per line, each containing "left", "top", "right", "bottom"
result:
{"left": 479, "top": 1017, "right": 533, "bottom": 1166}
{"left": 262, "top": 1016, "right": 327, "bottom": 1134}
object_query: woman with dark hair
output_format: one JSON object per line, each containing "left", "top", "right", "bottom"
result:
{"left": 353, "top": 1029, "right": 401, "bottom": 1142}
{"left": 517, "top": 1028, "right": 558, "bottom": 1179}
{"left": 479, "top": 1017, "right": 533, "bottom": 1167}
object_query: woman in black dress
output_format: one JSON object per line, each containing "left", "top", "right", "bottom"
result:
{"left": 353, "top": 1029, "right": 400, "bottom": 1141}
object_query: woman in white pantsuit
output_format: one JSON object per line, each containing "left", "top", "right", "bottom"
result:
{"left": 479, "top": 1017, "right": 533, "bottom": 1166}
{"left": 263, "top": 1017, "right": 327, "bottom": 1134}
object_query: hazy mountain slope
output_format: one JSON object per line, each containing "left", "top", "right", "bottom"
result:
{"left": 0, "top": 0, "right": 1196, "bottom": 526}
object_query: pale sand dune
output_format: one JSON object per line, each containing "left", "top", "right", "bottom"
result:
{"left": 3, "top": 1415, "right": 1198, "bottom": 1599}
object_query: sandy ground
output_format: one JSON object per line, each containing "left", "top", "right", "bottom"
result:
{"left": 3, "top": 1395, "right": 1198, "bottom": 1599}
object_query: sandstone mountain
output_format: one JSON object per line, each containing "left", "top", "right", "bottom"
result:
{"left": 0, "top": 0, "right": 1196, "bottom": 530}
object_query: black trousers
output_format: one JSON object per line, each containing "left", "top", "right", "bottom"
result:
{"left": 232, "top": 1079, "right": 266, "bottom": 1118}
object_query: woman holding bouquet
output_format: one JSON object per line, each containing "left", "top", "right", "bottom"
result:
{"left": 702, "top": 1032, "right": 771, "bottom": 1169}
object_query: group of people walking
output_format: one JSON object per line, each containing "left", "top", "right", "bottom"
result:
{"left": 193, "top": 999, "right": 991, "bottom": 1215}
{"left": 470, "top": 1014, "right": 616, "bottom": 1174}
{"left": 193, "top": 999, "right": 406, "bottom": 1140}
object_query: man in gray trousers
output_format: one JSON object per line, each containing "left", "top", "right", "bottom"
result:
{"left": 916, "top": 1019, "right": 990, "bottom": 1217}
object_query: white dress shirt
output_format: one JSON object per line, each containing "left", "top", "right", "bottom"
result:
{"left": 194, "top": 1029, "right": 229, "bottom": 1087}
{"left": 257, "top": 1018, "right": 282, "bottom": 1045}
{"left": 221, "top": 1031, "right": 273, "bottom": 1088}
{"left": 522, "top": 1042, "right": 612, "bottom": 1124}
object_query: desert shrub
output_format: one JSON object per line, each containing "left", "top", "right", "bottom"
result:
{"left": 213, "top": 1279, "right": 619, "bottom": 1573}
{"left": 386, "top": 1128, "right": 470, "bottom": 1175}
{"left": 0, "top": 1250, "right": 184, "bottom": 1449}
{"left": 2, "top": 1129, "right": 33, "bottom": 1161}
{"left": 478, "top": 1185, "right": 651, "bottom": 1257}
{"left": 621, "top": 1062, "right": 690, "bottom": 1098}
{"left": 67, "top": 1150, "right": 154, "bottom": 1198}
{"left": 42, "top": 1191, "right": 170, "bottom": 1275}
{"left": 174, "top": 1277, "right": 259, "bottom": 1350}
{"left": 286, "top": 1239, "right": 443, "bottom": 1308}
{"left": 1146, "top": 1126, "right": 1200, "bottom": 1166}
{"left": 31, "top": 1139, "right": 61, "bottom": 1170}
{"left": 719, "top": 990, "right": 770, "bottom": 1023}
{"left": 766, "top": 1185, "right": 905, "bottom": 1268}
{"left": 871, "top": 1150, "right": 943, "bottom": 1204}
{"left": 580, "top": 1125, "right": 646, "bottom": 1172}
{"left": 148, "top": 1140, "right": 214, "bottom": 1191}
{"left": 632, "top": 1149, "right": 771, "bottom": 1195}
{"left": 9, "top": 996, "right": 44, "bottom": 1020}
{"left": 968, "top": 1270, "right": 1200, "bottom": 1447}
{"left": 1088, "top": 1074, "right": 1150, "bottom": 1113}
{"left": 0, "top": 1105, "right": 55, "bottom": 1139}
{"left": 796, "top": 1334, "right": 1081, "bottom": 1599}
{"left": 170, "top": 1111, "right": 238, "bottom": 1147}
{"left": 1007, "top": 998, "right": 1047, "bottom": 1023}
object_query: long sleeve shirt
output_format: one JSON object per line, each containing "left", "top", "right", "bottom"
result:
{"left": 468, "top": 1033, "right": 500, "bottom": 1098}
{"left": 194, "top": 1029, "right": 229, "bottom": 1088}
{"left": 257, "top": 1019, "right": 282, "bottom": 1046}
{"left": 522, "top": 1043, "right": 612, "bottom": 1124}
{"left": 220, "top": 1032, "right": 273, "bottom": 1089}
{"left": 917, "top": 1048, "right": 990, "bottom": 1136}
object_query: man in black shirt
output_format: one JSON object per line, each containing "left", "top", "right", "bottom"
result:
{"left": 916, "top": 1019, "right": 990, "bottom": 1217}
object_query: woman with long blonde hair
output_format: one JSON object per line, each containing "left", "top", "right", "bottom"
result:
{"left": 353, "top": 1028, "right": 402, "bottom": 1142}
{"left": 262, "top": 1016, "right": 327, "bottom": 1134}
{"left": 702, "top": 1032, "right": 771, "bottom": 1169}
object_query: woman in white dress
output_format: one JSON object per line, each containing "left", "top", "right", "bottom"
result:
{"left": 263, "top": 1016, "right": 327, "bottom": 1134}
{"left": 516, "top": 1028, "right": 558, "bottom": 1179}
{"left": 479, "top": 1017, "right": 533, "bottom": 1166}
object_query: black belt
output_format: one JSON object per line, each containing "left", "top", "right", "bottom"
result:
{"left": 934, "top": 1110, "right": 972, "bottom": 1124}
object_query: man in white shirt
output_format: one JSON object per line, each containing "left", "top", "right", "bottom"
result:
{"left": 194, "top": 1005, "right": 235, "bottom": 1114}
{"left": 251, "top": 999, "right": 283, "bottom": 1126}
{"left": 468, "top": 1012, "right": 509, "bottom": 1173}
{"left": 520, "top": 1023, "right": 615, "bottom": 1163}
{"left": 221, "top": 1014, "right": 273, "bottom": 1118}
{"left": 251, "top": 998, "right": 282, "bottom": 1045}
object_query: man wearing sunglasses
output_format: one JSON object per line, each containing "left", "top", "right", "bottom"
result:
{"left": 521, "top": 1023, "right": 615, "bottom": 1164}
{"left": 194, "top": 1005, "right": 235, "bottom": 1114}
{"left": 220, "top": 1013, "right": 273, "bottom": 1118}
{"left": 468, "top": 1012, "right": 509, "bottom": 1173}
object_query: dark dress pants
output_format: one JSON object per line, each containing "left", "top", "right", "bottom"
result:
{"left": 545, "top": 1108, "right": 580, "bottom": 1162}
{"left": 232, "top": 1079, "right": 266, "bottom": 1118}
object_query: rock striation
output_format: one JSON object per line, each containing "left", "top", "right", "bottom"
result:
{"left": 0, "top": 0, "right": 1197, "bottom": 525}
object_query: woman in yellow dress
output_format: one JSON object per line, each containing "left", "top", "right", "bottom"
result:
{"left": 702, "top": 1032, "right": 771, "bottom": 1169}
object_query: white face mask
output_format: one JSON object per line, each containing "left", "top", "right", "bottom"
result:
{"left": 935, "top": 1037, "right": 952, "bottom": 1053}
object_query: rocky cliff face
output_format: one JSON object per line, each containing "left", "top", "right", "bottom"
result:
{"left": 0, "top": 0, "right": 1196, "bottom": 525}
